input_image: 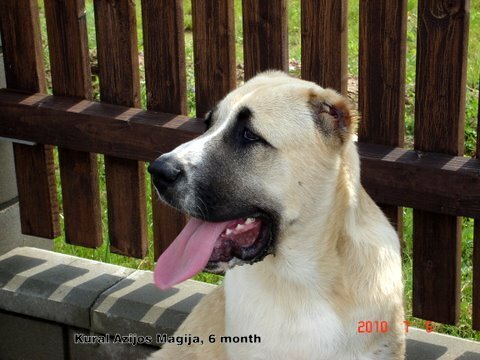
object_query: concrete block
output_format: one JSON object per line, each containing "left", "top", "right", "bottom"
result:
{"left": 407, "top": 327, "right": 480, "bottom": 359}
{"left": 0, "top": 140, "right": 17, "bottom": 204}
{"left": 0, "top": 203, "right": 54, "bottom": 255}
{"left": 0, "top": 48, "right": 5, "bottom": 88}
{"left": 0, "top": 203, "right": 27, "bottom": 255}
{"left": 22, "top": 233, "right": 54, "bottom": 251}
{"left": 0, "top": 247, "right": 134, "bottom": 328}
{"left": 0, "top": 310, "right": 65, "bottom": 360}
{"left": 92, "top": 270, "right": 215, "bottom": 344}
{"left": 68, "top": 328, "right": 157, "bottom": 360}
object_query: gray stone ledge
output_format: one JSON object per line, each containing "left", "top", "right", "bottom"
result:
{"left": 0, "top": 247, "right": 134, "bottom": 328}
{"left": 406, "top": 327, "right": 480, "bottom": 360}
{"left": 91, "top": 269, "right": 214, "bottom": 344}
{"left": 0, "top": 247, "right": 214, "bottom": 342}
{"left": 1, "top": 246, "right": 480, "bottom": 359}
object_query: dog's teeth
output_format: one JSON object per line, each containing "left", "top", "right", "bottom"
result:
{"left": 226, "top": 229, "right": 234, "bottom": 235}
{"left": 236, "top": 224, "right": 245, "bottom": 231}
{"left": 245, "top": 218, "right": 255, "bottom": 224}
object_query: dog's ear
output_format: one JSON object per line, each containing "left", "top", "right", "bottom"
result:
{"left": 307, "top": 89, "right": 356, "bottom": 143}
{"left": 203, "top": 105, "right": 218, "bottom": 131}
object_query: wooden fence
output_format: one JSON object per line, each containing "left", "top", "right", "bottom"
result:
{"left": 0, "top": 0, "right": 478, "bottom": 329}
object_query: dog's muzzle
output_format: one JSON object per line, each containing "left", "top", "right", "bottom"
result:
{"left": 148, "top": 151, "right": 276, "bottom": 289}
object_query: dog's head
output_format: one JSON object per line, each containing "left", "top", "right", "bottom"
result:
{"left": 149, "top": 71, "right": 356, "bottom": 288}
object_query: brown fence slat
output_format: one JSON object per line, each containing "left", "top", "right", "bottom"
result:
{"left": 0, "top": 0, "right": 60, "bottom": 238}
{"left": 44, "top": 0, "right": 102, "bottom": 248}
{"left": 301, "top": 0, "right": 347, "bottom": 94}
{"left": 475, "top": 220, "right": 480, "bottom": 329}
{"left": 358, "top": 0, "right": 407, "bottom": 236}
{"left": 0, "top": 1, "right": 45, "bottom": 91}
{"left": 44, "top": 0, "right": 91, "bottom": 98}
{"left": 474, "top": 223, "right": 480, "bottom": 329}
{"left": 242, "top": 0, "right": 288, "bottom": 81}
{"left": 141, "top": 0, "right": 188, "bottom": 260}
{"left": 412, "top": 0, "right": 469, "bottom": 324}
{"left": 142, "top": 0, "right": 187, "bottom": 116}
{"left": 94, "top": 0, "right": 147, "bottom": 258}
{"left": 12, "top": 144, "right": 59, "bottom": 238}
{"left": 192, "top": 0, "right": 236, "bottom": 117}
{"left": 473, "top": 84, "right": 480, "bottom": 330}
{"left": 359, "top": 0, "right": 407, "bottom": 144}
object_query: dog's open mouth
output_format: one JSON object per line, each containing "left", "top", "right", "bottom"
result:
{"left": 153, "top": 215, "right": 273, "bottom": 289}
{"left": 207, "top": 216, "right": 272, "bottom": 269}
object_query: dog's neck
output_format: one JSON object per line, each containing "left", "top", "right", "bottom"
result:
{"left": 248, "top": 140, "right": 361, "bottom": 292}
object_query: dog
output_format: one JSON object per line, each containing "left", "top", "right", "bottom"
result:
{"left": 148, "top": 71, "right": 405, "bottom": 359}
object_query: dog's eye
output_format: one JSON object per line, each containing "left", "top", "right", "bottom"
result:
{"left": 243, "top": 128, "right": 260, "bottom": 142}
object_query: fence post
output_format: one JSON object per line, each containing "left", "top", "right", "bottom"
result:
{"left": 358, "top": 0, "right": 407, "bottom": 237}
{"left": 243, "top": 0, "right": 288, "bottom": 80}
{"left": 0, "top": 36, "right": 52, "bottom": 255}
{"left": 93, "top": 0, "right": 148, "bottom": 258}
{"left": 412, "top": 0, "right": 469, "bottom": 324}
{"left": 473, "top": 81, "right": 480, "bottom": 330}
{"left": 141, "top": 0, "right": 188, "bottom": 261}
{"left": 43, "top": 0, "right": 102, "bottom": 249}
{"left": 0, "top": 0, "right": 60, "bottom": 239}
{"left": 301, "top": 0, "right": 348, "bottom": 94}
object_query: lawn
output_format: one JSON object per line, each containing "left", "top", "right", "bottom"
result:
{"left": 35, "top": 0, "right": 480, "bottom": 339}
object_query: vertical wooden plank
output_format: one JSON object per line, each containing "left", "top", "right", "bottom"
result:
{"left": 44, "top": 0, "right": 102, "bottom": 248}
{"left": 12, "top": 144, "right": 59, "bottom": 238}
{"left": 358, "top": 0, "right": 407, "bottom": 236}
{"left": 0, "top": 1, "right": 45, "bottom": 91}
{"left": 94, "top": 0, "right": 147, "bottom": 258}
{"left": 141, "top": 0, "right": 187, "bottom": 116}
{"left": 301, "top": 0, "right": 348, "bottom": 94}
{"left": 152, "top": 203, "right": 187, "bottom": 260}
{"left": 474, "top": 219, "right": 480, "bottom": 329}
{"left": 0, "top": 0, "right": 60, "bottom": 238}
{"left": 44, "top": 0, "right": 91, "bottom": 98}
{"left": 192, "top": 0, "right": 236, "bottom": 117}
{"left": 358, "top": 0, "right": 406, "bottom": 148}
{"left": 94, "top": 0, "right": 141, "bottom": 106}
{"left": 473, "top": 83, "right": 480, "bottom": 330}
{"left": 141, "top": 0, "right": 188, "bottom": 260}
{"left": 413, "top": 212, "right": 461, "bottom": 323}
{"left": 412, "top": 0, "right": 469, "bottom": 324}
{"left": 242, "top": 0, "right": 288, "bottom": 81}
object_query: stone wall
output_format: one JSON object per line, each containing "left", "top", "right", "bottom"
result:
{"left": 0, "top": 247, "right": 214, "bottom": 360}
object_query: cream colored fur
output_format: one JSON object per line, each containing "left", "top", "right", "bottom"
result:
{"left": 150, "top": 72, "right": 405, "bottom": 360}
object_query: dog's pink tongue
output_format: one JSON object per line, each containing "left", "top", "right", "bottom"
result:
{"left": 154, "top": 218, "right": 229, "bottom": 289}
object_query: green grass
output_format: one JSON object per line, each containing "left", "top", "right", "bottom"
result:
{"left": 35, "top": 0, "right": 480, "bottom": 339}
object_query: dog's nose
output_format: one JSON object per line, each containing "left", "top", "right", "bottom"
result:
{"left": 148, "top": 155, "right": 183, "bottom": 187}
